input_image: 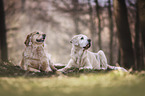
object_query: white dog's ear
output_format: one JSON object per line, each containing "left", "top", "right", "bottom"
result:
{"left": 70, "top": 40, "right": 72, "bottom": 43}
{"left": 24, "top": 33, "right": 32, "bottom": 46}
{"left": 70, "top": 38, "right": 78, "bottom": 46}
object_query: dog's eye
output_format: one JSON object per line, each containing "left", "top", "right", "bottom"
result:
{"left": 81, "top": 37, "right": 84, "bottom": 40}
{"left": 36, "top": 32, "right": 39, "bottom": 34}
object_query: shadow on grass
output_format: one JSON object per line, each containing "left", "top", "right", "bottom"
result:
{"left": 0, "top": 61, "right": 114, "bottom": 78}
{"left": 0, "top": 61, "right": 56, "bottom": 77}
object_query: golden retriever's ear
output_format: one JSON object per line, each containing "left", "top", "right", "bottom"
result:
{"left": 24, "top": 34, "right": 32, "bottom": 46}
{"left": 70, "top": 38, "right": 78, "bottom": 45}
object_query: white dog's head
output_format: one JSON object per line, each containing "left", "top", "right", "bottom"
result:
{"left": 70, "top": 34, "right": 91, "bottom": 49}
{"left": 24, "top": 31, "right": 46, "bottom": 46}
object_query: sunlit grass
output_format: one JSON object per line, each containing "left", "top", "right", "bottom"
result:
{"left": 0, "top": 70, "right": 145, "bottom": 96}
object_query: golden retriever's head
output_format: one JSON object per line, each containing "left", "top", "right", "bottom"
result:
{"left": 70, "top": 34, "right": 91, "bottom": 49}
{"left": 24, "top": 31, "right": 46, "bottom": 46}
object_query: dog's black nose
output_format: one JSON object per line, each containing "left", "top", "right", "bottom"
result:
{"left": 42, "top": 34, "right": 46, "bottom": 39}
{"left": 88, "top": 39, "right": 91, "bottom": 42}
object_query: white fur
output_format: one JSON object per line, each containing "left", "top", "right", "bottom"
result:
{"left": 59, "top": 34, "right": 127, "bottom": 72}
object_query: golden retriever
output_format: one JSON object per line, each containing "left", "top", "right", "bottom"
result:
{"left": 20, "top": 31, "right": 57, "bottom": 72}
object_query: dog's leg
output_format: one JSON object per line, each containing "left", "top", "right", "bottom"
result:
{"left": 79, "top": 58, "right": 92, "bottom": 73}
{"left": 58, "top": 59, "right": 75, "bottom": 72}
{"left": 98, "top": 50, "right": 128, "bottom": 72}
{"left": 83, "top": 58, "right": 93, "bottom": 69}
{"left": 41, "top": 61, "right": 52, "bottom": 72}
{"left": 21, "top": 59, "right": 32, "bottom": 76}
{"left": 49, "top": 60, "right": 57, "bottom": 72}
{"left": 21, "top": 58, "right": 30, "bottom": 71}
{"left": 97, "top": 50, "right": 108, "bottom": 70}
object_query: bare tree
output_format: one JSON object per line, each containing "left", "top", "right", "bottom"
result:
{"left": 52, "top": 0, "right": 84, "bottom": 34}
{"left": 72, "top": 0, "right": 80, "bottom": 34}
{"left": 108, "top": 0, "right": 113, "bottom": 64}
{"left": 138, "top": 0, "right": 145, "bottom": 47}
{"left": 0, "top": 0, "right": 8, "bottom": 61}
{"left": 95, "top": 0, "right": 102, "bottom": 50}
{"left": 135, "top": 8, "right": 144, "bottom": 70}
{"left": 113, "top": 0, "right": 136, "bottom": 69}
{"left": 21, "top": 0, "right": 25, "bottom": 12}
{"left": 137, "top": 0, "right": 145, "bottom": 69}
{"left": 88, "top": 0, "right": 97, "bottom": 52}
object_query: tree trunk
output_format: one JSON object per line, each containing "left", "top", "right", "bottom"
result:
{"left": 138, "top": 0, "right": 145, "bottom": 69}
{"left": 113, "top": 0, "right": 136, "bottom": 69}
{"left": 108, "top": 0, "right": 113, "bottom": 65}
{"left": 118, "top": 48, "right": 121, "bottom": 65}
{"left": 72, "top": 0, "right": 80, "bottom": 34}
{"left": 88, "top": 0, "right": 97, "bottom": 52}
{"left": 95, "top": 0, "right": 102, "bottom": 50}
{"left": 138, "top": 0, "right": 145, "bottom": 47}
{"left": 73, "top": 17, "right": 80, "bottom": 34}
{"left": 0, "top": 32, "right": 2, "bottom": 62}
{"left": 0, "top": 0, "right": 8, "bottom": 62}
{"left": 135, "top": 1, "right": 144, "bottom": 70}
{"left": 21, "top": 0, "right": 25, "bottom": 12}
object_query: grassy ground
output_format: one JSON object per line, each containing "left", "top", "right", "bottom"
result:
{"left": 0, "top": 62, "right": 145, "bottom": 96}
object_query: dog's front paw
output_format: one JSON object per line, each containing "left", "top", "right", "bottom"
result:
{"left": 44, "top": 68, "right": 53, "bottom": 73}
{"left": 57, "top": 68, "right": 68, "bottom": 74}
{"left": 57, "top": 69, "right": 64, "bottom": 72}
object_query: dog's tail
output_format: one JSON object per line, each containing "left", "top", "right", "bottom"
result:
{"left": 107, "top": 64, "right": 128, "bottom": 72}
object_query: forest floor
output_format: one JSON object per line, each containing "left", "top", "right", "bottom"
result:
{"left": 0, "top": 62, "right": 145, "bottom": 96}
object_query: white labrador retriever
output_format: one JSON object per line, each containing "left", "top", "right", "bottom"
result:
{"left": 59, "top": 34, "right": 127, "bottom": 72}
{"left": 20, "top": 31, "right": 57, "bottom": 72}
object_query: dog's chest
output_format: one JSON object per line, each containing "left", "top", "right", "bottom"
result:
{"left": 72, "top": 51, "right": 87, "bottom": 65}
{"left": 24, "top": 46, "right": 46, "bottom": 59}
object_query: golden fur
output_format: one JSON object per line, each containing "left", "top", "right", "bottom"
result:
{"left": 20, "top": 31, "right": 56, "bottom": 72}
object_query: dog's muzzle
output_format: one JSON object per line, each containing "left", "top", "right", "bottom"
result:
{"left": 36, "top": 34, "right": 46, "bottom": 43}
{"left": 83, "top": 39, "right": 91, "bottom": 49}
{"left": 36, "top": 39, "right": 44, "bottom": 42}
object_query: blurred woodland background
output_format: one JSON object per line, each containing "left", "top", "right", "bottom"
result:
{"left": 0, "top": 0, "right": 145, "bottom": 70}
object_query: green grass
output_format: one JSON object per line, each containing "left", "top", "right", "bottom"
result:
{"left": 0, "top": 71, "right": 145, "bottom": 96}
{"left": 0, "top": 62, "right": 145, "bottom": 96}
